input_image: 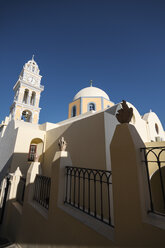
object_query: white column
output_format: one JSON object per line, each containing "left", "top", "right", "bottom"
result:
{"left": 25, "top": 162, "right": 42, "bottom": 202}
{"left": 8, "top": 167, "right": 22, "bottom": 200}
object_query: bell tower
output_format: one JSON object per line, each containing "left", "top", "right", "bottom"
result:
{"left": 9, "top": 56, "right": 44, "bottom": 124}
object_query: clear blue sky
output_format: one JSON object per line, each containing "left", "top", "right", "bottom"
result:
{"left": 0, "top": 0, "right": 165, "bottom": 127}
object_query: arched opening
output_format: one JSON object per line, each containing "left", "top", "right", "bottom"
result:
{"left": 150, "top": 166, "right": 165, "bottom": 214}
{"left": 28, "top": 138, "right": 44, "bottom": 162}
{"left": 30, "top": 92, "right": 36, "bottom": 106}
{"left": 21, "top": 110, "right": 32, "bottom": 122}
{"left": 155, "top": 123, "right": 159, "bottom": 134}
{"left": 23, "top": 89, "right": 29, "bottom": 104}
{"left": 88, "top": 102, "right": 96, "bottom": 111}
{"left": 71, "top": 105, "right": 77, "bottom": 117}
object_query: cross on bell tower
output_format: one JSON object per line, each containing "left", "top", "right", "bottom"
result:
{"left": 9, "top": 56, "right": 44, "bottom": 124}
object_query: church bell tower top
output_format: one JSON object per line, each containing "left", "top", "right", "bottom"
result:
{"left": 10, "top": 56, "right": 44, "bottom": 124}
{"left": 24, "top": 55, "right": 40, "bottom": 75}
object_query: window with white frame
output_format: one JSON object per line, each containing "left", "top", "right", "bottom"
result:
{"left": 28, "top": 144, "right": 37, "bottom": 161}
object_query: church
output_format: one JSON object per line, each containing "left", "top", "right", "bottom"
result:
{"left": 0, "top": 57, "right": 165, "bottom": 247}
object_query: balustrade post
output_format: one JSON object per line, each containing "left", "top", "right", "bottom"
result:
{"left": 8, "top": 167, "right": 22, "bottom": 200}
{"left": 110, "top": 123, "right": 149, "bottom": 245}
{"left": 50, "top": 151, "right": 72, "bottom": 211}
{"left": 25, "top": 162, "right": 41, "bottom": 203}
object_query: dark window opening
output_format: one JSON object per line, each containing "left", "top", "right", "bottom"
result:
{"left": 71, "top": 106, "right": 77, "bottom": 117}
{"left": 28, "top": 144, "right": 37, "bottom": 161}
{"left": 88, "top": 103, "right": 96, "bottom": 111}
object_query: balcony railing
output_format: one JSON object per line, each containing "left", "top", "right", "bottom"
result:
{"left": 64, "top": 166, "right": 113, "bottom": 226}
{"left": 141, "top": 146, "right": 165, "bottom": 215}
{"left": 33, "top": 175, "right": 51, "bottom": 210}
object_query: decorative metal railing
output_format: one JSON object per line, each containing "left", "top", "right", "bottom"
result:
{"left": 33, "top": 175, "right": 51, "bottom": 210}
{"left": 141, "top": 146, "right": 165, "bottom": 215}
{"left": 64, "top": 166, "right": 113, "bottom": 226}
{"left": 16, "top": 177, "right": 26, "bottom": 205}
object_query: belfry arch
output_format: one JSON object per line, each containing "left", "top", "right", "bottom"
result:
{"left": 21, "top": 110, "right": 32, "bottom": 122}
{"left": 23, "top": 89, "right": 29, "bottom": 104}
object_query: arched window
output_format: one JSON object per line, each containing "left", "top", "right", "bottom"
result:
{"left": 23, "top": 89, "right": 29, "bottom": 104}
{"left": 88, "top": 103, "right": 96, "bottom": 111}
{"left": 21, "top": 110, "right": 32, "bottom": 122}
{"left": 155, "top": 123, "right": 159, "bottom": 134}
{"left": 71, "top": 105, "right": 77, "bottom": 117}
{"left": 30, "top": 92, "right": 36, "bottom": 106}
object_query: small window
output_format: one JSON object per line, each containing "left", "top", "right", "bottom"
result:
{"left": 28, "top": 144, "right": 37, "bottom": 161}
{"left": 88, "top": 103, "right": 96, "bottom": 111}
{"left": 71, "top": 106, "right": 77, "bottom": 117}
{"left": 155, "top": 123, "right": 159, "bottom": 134}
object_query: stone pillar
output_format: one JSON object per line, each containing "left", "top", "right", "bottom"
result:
{"left": 25, "top": 162, "right": 41, "bottom": 203}
{"left": 18, "top": 88, "right": 24, "bottom": 103}
{"left": 0, "top": 168, "right": 22, "bottom": 238}
{"left": 49, "top": 151, "right": 72, "bottom": 213}
{"left": 28, "top": 91, "right": 32, "bottom": 105}
{"left": 110, "top": 123, "right": 149, "bottom": 245}
{"left": 8, "top": 167, "right": 22, "bottom": 200}
{"left": 0, "top": 178, "right": 8, "bottom": 207}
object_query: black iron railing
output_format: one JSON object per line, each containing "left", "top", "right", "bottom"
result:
{"left": 33, "top": 175, "right": 51, "bottom": 210}
{"left": 141, "top": 146, "right": 165, "bottom": 215}
{"left": 16, "top": 177, "right": 26, "bottom": 205}
{"left": 64, "top": 166, "right": 113, "bottom": 226}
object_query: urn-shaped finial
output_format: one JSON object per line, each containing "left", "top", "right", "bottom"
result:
{"left": 58, "top": 137, "right": 67, "bottom": 151}
{"left": 116, "top": 100, "right": 133, "bottom": 124}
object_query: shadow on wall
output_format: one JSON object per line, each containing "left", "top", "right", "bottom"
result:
{"left": 43, "top": 112, "right": 107, "bottom": 176}
{"left": 0, "top": 155, "right": 13, "bottom": 184}
{"left": 1, "top": 171, "right": 114, "bottom": 247}
{"left": 9, "top": 149, "right": 44, "bottom": 177}
{"left": 7, "top": 153, "right": 30, "bottom": 176}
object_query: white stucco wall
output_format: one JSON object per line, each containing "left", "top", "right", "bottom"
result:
{"left": 103, "top": 102, "right": 158, "bottom": 171}
{"left": 0, "top": 120, "right": 46, "bottom": 179}
{"left": 10, "top": 121, "right": 45, "bottom": 175}
{"left": 0, "top": 120, "right": 18, "bottom": 181}
{"left": 127, "top": 102, "right": 148, "bottom": 142}
{"left": 143, "top": 112, "right": 165, "bottom": 142}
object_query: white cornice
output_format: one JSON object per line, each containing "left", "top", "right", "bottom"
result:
{"left": 10, "top": 101, "right": 41, "bottom": 111}
{"left": 13, "top": 80, "right": 44, "bottom": 92}
{"left": 23, "top": 68, "right": 42, "bottom": 79}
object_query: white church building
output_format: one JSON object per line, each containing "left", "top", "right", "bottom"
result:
{"left": 0, "top": 57, "right": 165, "bottom": 247}
{"left": 0, "top": 57, "right": 164, "bottom": 177}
